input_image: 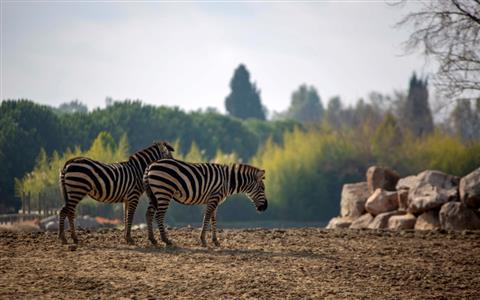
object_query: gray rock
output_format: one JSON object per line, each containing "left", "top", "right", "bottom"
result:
{"left": 439, "top": 202, "right": 480, "bottom": 230}
{"left": 42, "top": 215, "right": 101, "bottom": 231}
{"left": 365, "top": 188, "right": 399, "bottom": 216}
{"left": 366, "top": 166, "right": 400, "bottom": 194}
{"left": 460, "top": 167, "right": 480, "bottom": 209}
{"left": 45, "top": 221, "right": 61, "bottom": 231}
{"left": 326, "top": 217, "right": 354, "bottom": 229}
{"left": 388, "top": 213, "right": 416, "bottom": 230}
{"left": 340, "top": 182, "right": 370, "bottom": 218}
{"left": 350, "top": 213, "right": 374, "bottom": 229}
{"left": 368, "top": 211, "right": 404, "bottom": 229}
{"left": 76, "top": 215, "right": 101, "bottom": 229}
{"left": 396, "top": 175, "right": 418, "bottom": 191}
{"left": 39, "top": 215, "right": 58, "bottom": 230}
{"left": 415, "top": 210, "right": 441, "bottom": 230}
{"left": 408, "top": 170, "right": 460, "bottom": 214}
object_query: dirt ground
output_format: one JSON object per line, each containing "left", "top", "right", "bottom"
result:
{"left": 1, "top": 227, "right": 479, "bottom": 299}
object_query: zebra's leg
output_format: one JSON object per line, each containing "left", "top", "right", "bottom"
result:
{"left": 59, "top": 188, "right": 83, "bottom": 244}
{"left": 200, "top": 200, "right": 219, "bottom": 247}
{"left": 124, "top": 197, "right": 139, "bottom": 245}
{"left": 58, "top": 206, "right": 68, "bottom": 244}
{"left": 68, "top": 209, "right": 78, "bottom": 244}
{"left": 123, "top": 200, "right": 128, "bottom": 232}
{"left": 154, "top": 196, "right": 172, "bottom": 246}
{"left": 146, "top": 204, "right": 157, "bottom": 245}
{"left": 211, "top": 208, "right": 220, "bottom": 247}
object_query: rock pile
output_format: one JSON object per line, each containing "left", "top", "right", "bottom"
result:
{"left": 327, "top": 166, "right": 480, "bottom": 231}
{"left": 39, "top": 215, "right": 117, "bottom": 231}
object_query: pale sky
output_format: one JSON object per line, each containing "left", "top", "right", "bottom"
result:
{"left": 1, "top": 1, "right": 433, "bottom": 115}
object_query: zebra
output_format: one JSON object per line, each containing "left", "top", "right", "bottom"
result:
{"left": 143, "top": 159, "right": 268, "bottom": 247}
{"left": 58, "top": 141, "right": 174, "bottom": 245}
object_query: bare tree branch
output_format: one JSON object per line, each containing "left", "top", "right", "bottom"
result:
{"left": 452, "top": 0, "right": 480, "bottom": 24}
{"left": 397, "top": 0, "right": 480, "bottom": 99}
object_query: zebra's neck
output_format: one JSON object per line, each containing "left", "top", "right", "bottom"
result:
{"left": 128, "top": 152, "right": 160, "bottom": 173}
{"left": 227, "top": 164, "right": 249, "bottom": 195}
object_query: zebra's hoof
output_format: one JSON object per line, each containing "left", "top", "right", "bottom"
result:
{"left": 125, "top": 237, "right": 135, "bottom": 245}
{"left": 149, "top": 237, "right": 158, "bottom": 245}
{"left": 200, "top": 239, "right": 207, "bottom": 247}
{"left": 72, "top": 238, "right": 79, "bottom": 244}
{"left": 212, "top": 239, "right": 220, "bottom": 247}
{"left": 163, "top": 239, "right": 173, "bottom": 246}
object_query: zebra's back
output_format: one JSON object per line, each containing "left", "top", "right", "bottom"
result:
{"left": 62, "top": 157, "right": 140, "bottom": 203}
{"left": 145, "top": 159, "right": 227, "bottom": 205}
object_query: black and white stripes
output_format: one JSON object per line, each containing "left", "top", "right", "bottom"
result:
{"left": 58, "top": 141, "right": 174, "bottom": 244}
{"left": 143, "top": 159, "right": 267, "bottom": 246}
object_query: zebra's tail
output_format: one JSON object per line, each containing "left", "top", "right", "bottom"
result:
{"left": 60, "top": 157, "right": 84, "bottom": 204}
{"left": 59, "top": 161, "right": 71, "bottom": 205}
{"left": 143, "top": 167, "right": 158, "bottom": 211}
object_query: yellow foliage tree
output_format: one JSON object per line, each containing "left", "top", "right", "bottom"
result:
{"left": 15, "top": 132, "right": 129, "bottom": 214}
{"left": 184, "top": 142, "right": 205, "bottom": 163}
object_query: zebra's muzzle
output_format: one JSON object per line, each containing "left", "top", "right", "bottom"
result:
{"left": 257, "top": 200, "right": 268, "bottom": 212}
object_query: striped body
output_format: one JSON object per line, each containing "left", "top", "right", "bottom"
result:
{"left": 58, "top": 141, "right": 174, "bottom": 245}
{"left": 143, "top": 159, "right": 267, "bottom": 246}
{"left": 61, "top": 159, "right": 144, "bottom": 203}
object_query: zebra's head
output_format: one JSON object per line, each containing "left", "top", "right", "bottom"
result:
{"left": 245, "top": 169, "right": 268, "bottom": 212}
{"left": 155, "top": 141, "right": 175, "bottom": 159}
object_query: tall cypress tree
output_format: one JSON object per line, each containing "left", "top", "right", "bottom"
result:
{"left": 401, "top": 73, "right": 434, "bottom": 137}
{"left": 225, "top": 64, "right": 266, "bottom": 120}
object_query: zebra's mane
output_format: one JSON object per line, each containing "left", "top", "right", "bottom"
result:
{"left": 128, "top": 141, "right": 172, "bottom": 161}
{"left": 232, "top": 163, "right": 261, "bottom": 172}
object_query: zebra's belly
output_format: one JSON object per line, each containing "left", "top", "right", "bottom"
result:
{"left": 172, "top": 194, "right": 208, "bottom": 205}
{"left": 87, "top": 189, "right": 129, "bottom": 203}
{"left": 171, "top": 191, "right": 222, "bottom": 206}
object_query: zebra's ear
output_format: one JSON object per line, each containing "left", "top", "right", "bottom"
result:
{"left": 163, "top": 142, "right": 175, "bottom": 152}
{"left": 257, "top": 169, "right": 265, "bottom": 181}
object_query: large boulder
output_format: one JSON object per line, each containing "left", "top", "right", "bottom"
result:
{"left": 77, "top": 215, "right": 101, "bottom": 229}
{"left": 408, "top": 170, "right": 460, "bottom": 214}
{"left": 439, "top": 202, "right": 480, "bottom": 230}
{"left": 459, "top": 167, "right": 480, "bottom": 209}
{"left": 350, "top": 213, "right": 374, "bottom": 229}
{"left": 414, "top": 210, "right": 441, "bottom": 230}
{"left": 340, "top": 182, "right": 370, "bottom": 218}
{"left": 388, "top": 213, "right": 416, "bottom": 230}
{"left": 365, "top": 189, "right": 398, "bottom": 216}
{"left": 396, "top": 175, "right": 418, "bottom": 191}
{"left": 45, "top": 221, "right": 61, "bottom": 231}
{"left": 326, "top": 217, "right": 353, "bottom": 229}
{"left": 397, "top": 189, "right": 409, "bottom": 211}
{"left": 39, "top": 215, "right": 58, "bottom": 230}
{"left": 369, "top": 211, "right": 404, "bottom": 229}
{"left": 366, "top": 166, "right": 400, "bottom": 193}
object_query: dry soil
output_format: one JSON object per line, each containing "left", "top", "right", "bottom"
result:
{"left": 1, "top": 228, "right": 479, "bottom": 299}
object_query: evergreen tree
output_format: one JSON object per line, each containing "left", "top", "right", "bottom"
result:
{"left": 326, "top": 96, "right": 343, "bottom": 129}
{"left": 286, "top": 84, "right": 324, "bottom": 124}
{"left": 225, "top": 64, "right": 266, "bottom": 120}
{"left": 57, "top": 100, "right": 88, "bottom": 114}
{"left": 401, "top": 73, "right": 434, "bottom": 137}
{"left": 451, "top": 99, "right": 480, "bottom": 142}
